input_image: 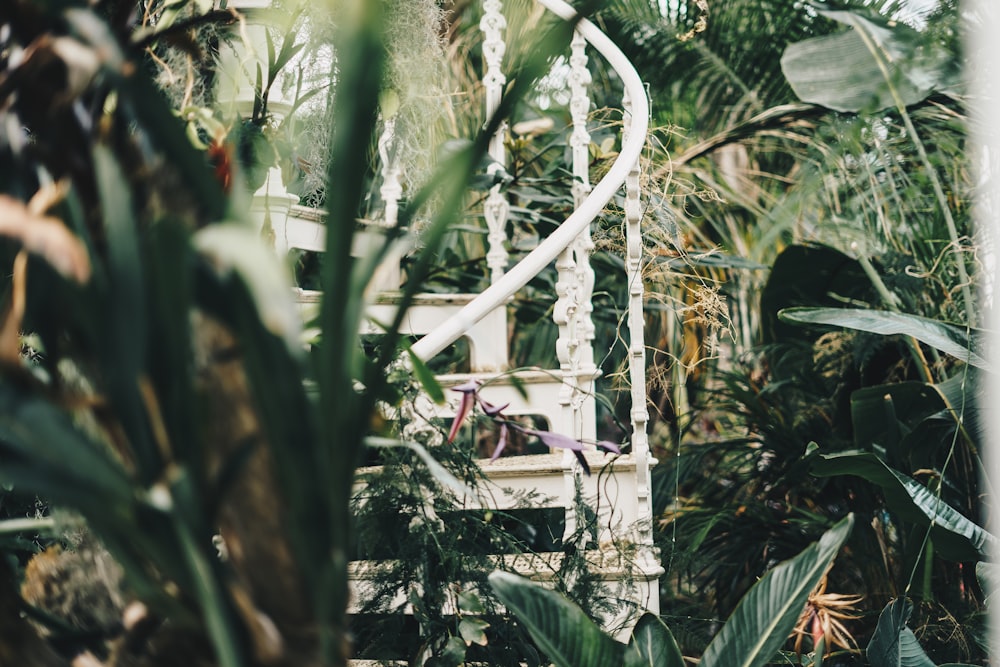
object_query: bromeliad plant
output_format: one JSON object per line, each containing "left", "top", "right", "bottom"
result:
{"left": 446, "top": 379, "right": 622, "bottom": 473}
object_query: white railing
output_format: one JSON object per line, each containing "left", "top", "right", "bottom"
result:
{"left": 409, "top": 0, "right": 658, "bottom": 608}
{"left": 409, "top": 0, "right": 649, "bottom": 363}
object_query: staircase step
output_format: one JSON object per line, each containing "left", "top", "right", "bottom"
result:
{"left": 356, "top": 450, "right": 654, "bottom": 545}
{"left": 347, "top": 547, "right": 663, "bottom": 644}
{"left": 294, "top": 290, "right": 510, "bottom": 372}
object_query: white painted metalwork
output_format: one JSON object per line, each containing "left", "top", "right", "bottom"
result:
{"left": 410, "top": 0, "right": 649, "bottom": 363}
{"left": 407, "top": 5, "right": 659, "bottom": 618}
{"left": 480, "top": 0, "right": 510, "bottom": 282}
{"left": 378, "top": 118, "right": 403, "bottom": 230}
{"left": 622, "top": 88, "right": 659, "bottom": 600}
{"left": 374, "top": 118, "right": 403, "bottom": 290}
{"left": 555, "top": 27, "right": 597, "bottom": 543}
{"left": 568, "top": 29, "right": 597, "bottom": 380}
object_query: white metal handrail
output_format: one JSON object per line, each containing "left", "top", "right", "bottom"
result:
{"left": 409, "top": 0, "right": 649, "bottom": 362}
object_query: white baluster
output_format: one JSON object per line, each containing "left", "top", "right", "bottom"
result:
{"left": 481, "top": 0, "right": 510, "bottom": 282}
{"left": 557, "top": 28, "right": 598, "bottom": 544}
{"left": 374, "top": 117, "right": 403, "bottom": 291}
{"left": 378, "top": 118, "right": 403, "bottom": 229}
{"left": 622, "top": 90, "right": 660, "bottom": 609}
{"left": 568, "top": 28, "right": 597, "bottom": 382}
{"left": 554, "top": 244, "right": 581, "bottom": 542}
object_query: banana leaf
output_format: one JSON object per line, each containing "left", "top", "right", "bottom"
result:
{"left": 488, "top": 571, "right": 625, "bottom": 667}
{"left": 778, "top": 308, "right": 989, "bottom": 371}
{"left": 812, "top": 451, "right": 993, "bottom": 560}
{"left": 781, "top": 7, "right": 956, "bottom": 113}
{"left": 699, "top": 515, "right": 854, "bottom": 667}
{"left": 866, "top": 599, "right": 935, "bottom": 667}
{"left": 625, "top": 613, "right": 684, "bottom": 667}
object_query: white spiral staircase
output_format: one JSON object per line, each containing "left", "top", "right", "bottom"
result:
{"left": 229, "top": 0, "right": 662, "bottom": 652}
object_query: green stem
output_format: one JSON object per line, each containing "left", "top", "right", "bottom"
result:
{"left": 920, "top": 539, "right": 934, "bottom": 601}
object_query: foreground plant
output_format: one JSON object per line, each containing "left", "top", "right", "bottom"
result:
{"left": 0, "top": 0, "right": 586, "bottom": 665}
{"left": 491, "top": 515, "right": 854, "bottom": 667}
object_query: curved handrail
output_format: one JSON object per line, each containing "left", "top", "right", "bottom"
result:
{"left": 410, "top": 0, "right": 648, "bottom": 362}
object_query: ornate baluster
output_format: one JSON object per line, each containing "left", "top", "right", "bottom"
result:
{"left": 568, "top": 28, "right": 597, "bottom": 384}
{"left": 481, "top": 0, "right": 509, "bottom": 282}
{"left": 374, "top": 117, "right": 402, "bottom": 290}
{"left": 558, "top": 28, "right": 600, "bottom": 544}
{"left": 378, "top": 118, "right": 403, "bottom": 229}
{"left": 622, "top": 91, "right": 659, "bottom": 597}
{"left": 554, "top": 243, "right": 579, "bottom": 541}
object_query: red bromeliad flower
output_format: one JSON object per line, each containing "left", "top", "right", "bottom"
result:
{"left": 445, "top": 381, "right": 622, "bottom": 475}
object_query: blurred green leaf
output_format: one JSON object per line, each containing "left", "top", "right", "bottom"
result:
{"left": 458, "top": 617, "right": 490, "bottom": 647}
{"left": 782, "top": 8, "right": 955, "bottom": 113}
{"left": 194, "top": 224, "right": 302, "bottom": 354}
{"left": 94, "top": 144, "right": 158, "bottom": 480}
{"left": 0, "top": 381, "right": 133, "bottom": 508}
{"left": 406, "top": 348, "right": 445, "bottom": 404}
{"left": 146, "top": 221, "right": 199, "bottom": 471}
{"left": 779, "top": 307, "right": 989, "bottom": 371}
{"left": 488, "top": 571, "right": 625, "bottom": 667}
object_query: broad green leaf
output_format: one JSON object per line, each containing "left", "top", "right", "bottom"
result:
{"left": 812, "top": 451, "right": 994, "bottom": 560}
{"left": 778, "top": 308, "right": 989, "bottom": 371}
{"left": 890, "top": 471, "right": 994, "bottom": 557}
{"left": 759, "top": 245, "right": 867, "bottom": 344}
{"left": 699, "top": 515, "right": 854, "bottom": 667}
{"left": 625, "top": 613, "right": 684, "bottom": 667}
{"left": 458, "top": 617, "right": 490, "bottom": 646}
{"left": 976, "top": 561, "right": 999, "bottom": 604}
{"left": 867, "top": 599, "right": 935, "bottom": 667}
{"left": 430, "top": 636, "right": 467, "bottom": 667}
{"left": 458, "top": 590, "right": 486, "bottom": 614}
{"left": 781, "top": 9, "right": 954, "bottom": 113}
{"left": 936, "top": 371, "right": 985, "bottom": 446}
{"left": 851, "top": 382, "right": 943, "bottom": 447}
{"left": 94, "top": 144, "right": 159, "bottom": 480}
{"left": 195, "top": 224, "right": 302, "bottom": 354}
{"left": 488, "top": 571, "right": 625, "bottom": 667}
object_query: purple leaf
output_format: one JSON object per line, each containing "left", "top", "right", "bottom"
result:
{"left": 517, "top": 427, "right": 583, "bottom": 452}
{"left": 447, "top": 380, "right": 481, "bottom": 444}
{"left": 450, "top": 379, "right": 481, "bottom": 395}
{"left": 479, "top": 399, "right": 509, "bottom": 418}
{"left": 573, "top": 450, "right": 591, "bottom": 476}
{"left": 490, "top": 424, "right": 509, "bottom": 462}
{"left": 595, "top": 440, "right": 622, "bottom": 455}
